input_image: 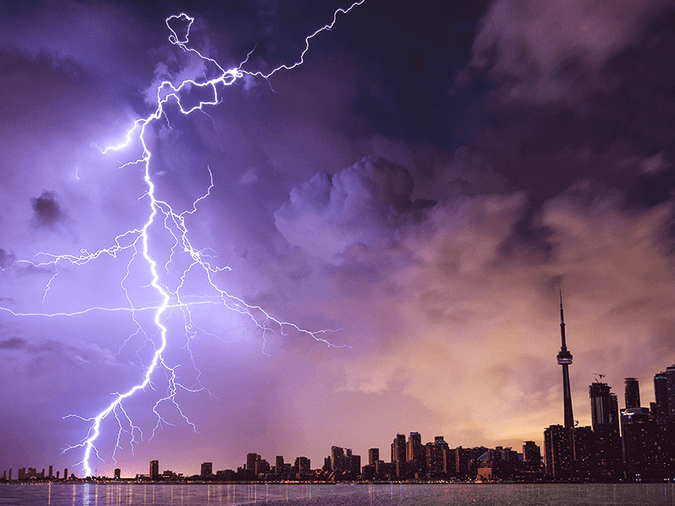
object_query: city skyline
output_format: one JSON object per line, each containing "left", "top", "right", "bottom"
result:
{"left": 4, "top": 359, "right": 674, "bottom": 481}
{"left": 2, "top": 0, "right": 675, "bottom": 479}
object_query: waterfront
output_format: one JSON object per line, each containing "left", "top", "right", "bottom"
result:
{"left": 1, "top": 483, "right": 675, "bottom": 506}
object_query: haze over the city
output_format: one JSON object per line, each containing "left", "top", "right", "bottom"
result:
{"left": 1, "top": 0, "right": 674, "bottom": 478}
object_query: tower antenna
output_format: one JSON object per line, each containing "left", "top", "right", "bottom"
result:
{"left": 556, "top": 290, "right": 574, "bottom": 429}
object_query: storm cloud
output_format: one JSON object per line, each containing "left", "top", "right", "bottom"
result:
{"left": 30, "top": 191, "right": 65, "bottom": 227}
{"left": 0, "top": 0, "right": 674, "bottom": 480}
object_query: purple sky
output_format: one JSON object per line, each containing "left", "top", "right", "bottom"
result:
{"left": 1, "top": 0, "right": 675, "bottom": 478}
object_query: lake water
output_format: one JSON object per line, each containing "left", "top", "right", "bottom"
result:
{"left": 1, "top": 482, "right": 675, "bottom": 506}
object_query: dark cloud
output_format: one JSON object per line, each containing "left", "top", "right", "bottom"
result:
{"left": 468, "top": 0, "right": 673, "bottom": 107}
{"left": 30, "top": 191, "right": 64, "bottom": 227}
{"left": 0, "top": 337, "right": 27, "bottom": 350}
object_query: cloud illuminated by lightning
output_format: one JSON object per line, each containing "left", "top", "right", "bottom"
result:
{"left": 0, "top": 1, "right": 364, "bottom": 477}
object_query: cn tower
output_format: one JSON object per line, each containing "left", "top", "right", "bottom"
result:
{"left": 557, "top": 290, "right": 574, "bottom": 429}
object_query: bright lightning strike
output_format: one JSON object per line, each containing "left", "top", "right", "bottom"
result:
{"left": 1, "top": 2, "right": 363, "bottom": 477}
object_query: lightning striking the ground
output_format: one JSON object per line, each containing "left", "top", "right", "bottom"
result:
{"left": 1, "top": 2, "right": 364, "bottom": 477}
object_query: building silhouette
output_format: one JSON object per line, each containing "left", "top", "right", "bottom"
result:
{"left": 571, "top": 425, "right": 594, "bottom": 480}
{"left": 666, "top": 365, "right": 675, "bottom": 422}
{"left": 345, "top": 449, "right": 360, "bottom": 477}
{"left": 149, "top": 460, "right": 159, "bottom": 481}
{"left": 368, "top": 448, "right": 379, "bottom": 466}
{"left": 425, "top": 437, "right": 450, "bottom": 479}
{"left": 620, "top": 377, "right": 675, "bottom": 480}
{"left": 244, "top": 453, "right": 269, "bottom": 480}
{"left": 589, "top": 381, "right": 622, "bottom": 480}
{"left": 330, "top": 446, "right": 345, "bottom": 473}
{"left": 544, "top": 425, "right": 573, "bottom": 479}
{"left": 200, "top": 462, "right": 213, "bottom": 478}
{"left": 654, "top": 371, "right": 669, "bottom": 424}
{"left": 391, "top": 434, "right": 406, "bottom": 479}
{"left": 406, "top": 432, "right": 424, "bottom": 478}
{"left": 624, "top": 378, "right": 640, "bottom": 410}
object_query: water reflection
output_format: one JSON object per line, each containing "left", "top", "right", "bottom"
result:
{"left": 2, "top": 482, "right": 675, "bottom": 506}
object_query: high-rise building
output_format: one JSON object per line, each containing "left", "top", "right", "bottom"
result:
{"left": 245, "top": 453, "right": 269, "bottom": 479}
{"left": 520, "top": 441, "right": 543, "bottom": 478}
{"left": 294, "top": 457, "right": 311, "bottom": 477}
{"left": 149, "top": 460, "right": 159, "bottom": 481}
{"left": 654, "top": 371, "right": 669, "bottom": 424}
{"left": 621, "top": 407, "right": 664, "bottom": 480}
{"left": 590, "top": 382, "right": 619, "bottom": 430}
{"left": 391, "top": 434, "right": 406, "bottom": 463}
{"left": 589, "top": 382, "right": 622, "bottom": 479}
{"left": 624, "top": 377, "right": 641, "bottom": 409}
{"left": 114, "top": 468, "right": 121, "bottom": 480}
{"left": 391, "top": 434, "right": 407, "bottom": 478}
{"left": 345, "top": 449, "right": 361, "bottom": 476}
{"left": 407, "top": 432, "right": 424, "bottom": 477}
{"left": 275, "top": 456, "right": 285, "bottom": 478}
{"left": 453, "top": 446, "right": 476, "bottom": 478}
{"left": 544, "top": 425, "right": 573, "bottom": 479}
{"left": 368, "top": 448, "right": 379, "bottom": 466}
{"left": 572, "top": 426, "right": 594, "bottom": 479}
{"left": 200, "top": 462, "right": 213, "bottom": 478}
{"left": 522, "top": 441, "right": 541, "bottom": 465}
{"left": 331, "top": 446, "right": 345, "bottom": 472}
{"left": 425, "top": 437, "right": 450, "bottom": 479}
{"left": 665, "top": 365, "right": 675, "bottom": 421}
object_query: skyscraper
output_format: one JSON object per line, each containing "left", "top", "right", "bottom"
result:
{"left": 590, "top": 382, "right": 619, "bottom": 430}
{"left": 544, "top": 425, "right": 573, "bottom": 479}
{"left": 654, "top": 371, "right": 669, "bottom": 424}
{"left": 621, "top": 406, "right": 662, "bottom": 480}
{"left": 589, "top": 382, "right": 622, "bottom": 480}
{"left": 330, "top": 446, "right": 345, "bottom": 472}
{"left": 557, "top": 291, "right": 574, "bottom": 429}
{"left": 391, "top": 434, "right": 406, "bottom": 478}
{"left": 149, "top": 460, "right": 159, "bottom": 481}
{"left": 665, "top": 364, "right": 675, "bottom": 421}
{"left": 246, "top": 453, "right": 263, "bottom": 480}
{"left": 407, "top": 432, "right": 424, "bottom": 477}
{"left": 571, "top": 426, "right": 594, "bottom": 480}
{"left": 624, "top": 377, "right": 641, "bottom": 409}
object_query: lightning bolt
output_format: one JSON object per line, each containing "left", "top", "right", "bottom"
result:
{"left": 1, "top": 1, "right": 363, "bottom": 477}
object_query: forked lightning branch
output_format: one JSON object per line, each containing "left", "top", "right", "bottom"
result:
{"left": 0, "top": 2, "right": 364, "bottom": 477}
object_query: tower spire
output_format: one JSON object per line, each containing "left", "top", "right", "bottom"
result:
{"left": 559, "top": 289, "right": 567, "bottom": 349}
{"left": 556, "top": 290, "right": 574, "bottom": 429}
